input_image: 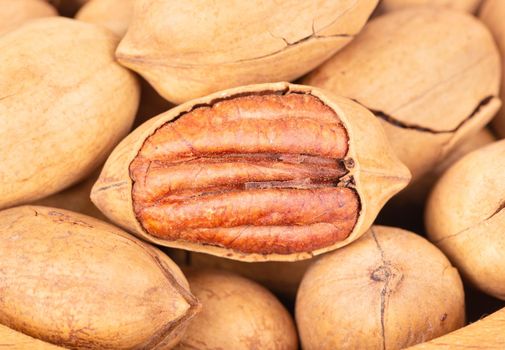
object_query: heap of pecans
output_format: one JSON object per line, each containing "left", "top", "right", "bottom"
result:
{"left": 1, "top": 0, "right": 505, "bottom": 349}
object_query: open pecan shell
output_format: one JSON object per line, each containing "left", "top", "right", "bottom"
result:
{"left": 91, "top": 82, "right": 410, "bottom": 261}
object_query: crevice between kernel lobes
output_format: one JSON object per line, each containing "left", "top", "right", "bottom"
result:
{"left": 353, "top": 95, "right": 495, "bottom": 134}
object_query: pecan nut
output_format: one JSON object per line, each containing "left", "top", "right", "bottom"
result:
{"left": 303, "top": 8, "right": 501, "bottom": 180}
{"left": 116, "top": 0, "right": 378, "bottom": 104}
{"left": 0, "top": 206, "right": 200, "bottom": 349}
{"left": 92, "top": 82, "right": 410, "bottom": 261}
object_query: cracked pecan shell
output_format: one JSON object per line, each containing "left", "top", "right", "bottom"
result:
{"left": 91, "top": 83, "right": 410, "bottom": 262}
{"left": 115, "top": 0, "right": 378, "bottom": 104}
{"left": 0, "top": 206, "right": 200, "bottom": 349}
{"left": 303, "top": 8, "right": 501, "bottom": 181}
{"left": 295, "top": 226, "right": 465, "bottom": 350}
{"left": 426, "top": 139, "right": 505, "bottom": 300}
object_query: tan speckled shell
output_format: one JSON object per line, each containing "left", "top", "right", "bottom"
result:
{"left": 379, "top": 0, "right": 482, "bottom": 14}
{"left": 91, "top": 82, "right": 411, "bottom": 262}
{"left": 116, "top": 0, "right": 378, "bottom": 104}
{"left": 172, "top": 250, "right": 311, "bottom": 301}
{"left": 303, "top": 8, "right": 501, "bottom": 181}
{"left": 425, "top": 140, "right": 505, "bottom": 300}
{"left": 389, "top": 128, "right": 496, "bottom": 207}
{"left": 480, "top": 0, "right": 505, "bottom": 138}
{"left": 76, "top": 0, "right": 132, "bottom": 38}
{"left": 295, "top": 226, "right": 465, "bottom": 350}
{"left": 0, "top": 324, "right": 64, "bottom": 350}
{"left": 0, "top": 206, "right": 200, "bottom": 349}
{"left": 0, "top": 17, "right": 140, "bottom": 210}
{"left": 0, "top": 0, "right": 56, "bottom": 35}
{"left": 175, "top": 270, "right": 298, "bottom": 350}
{"left": 407, "top": 307, "right": 505, "bottom": 349}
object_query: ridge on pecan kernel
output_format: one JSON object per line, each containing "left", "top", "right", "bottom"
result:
{"left": 129, "top": 93, "right": 359, "bottom": 255}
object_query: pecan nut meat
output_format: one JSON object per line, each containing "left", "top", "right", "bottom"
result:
{"left": 92, "top": 82, "right": 410, "bottom": 261}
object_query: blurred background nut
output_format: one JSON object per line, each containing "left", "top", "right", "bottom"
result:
{"left": 116, "top": 0, "right": 379, "bottom": 104}
{"left": 296, "top": 226, "right": 465, "bottom": 350}
{"left": 0, "top": 0, "right": 56, "bottom": 35}
{"left": 396, "top": 128, "right": 497, "bottom": 207}
{"left": 0, "top": 206, "right": 200, "bottom": 349}
{"left": 377, "top": 128, "right": 496, "bottom": 233}
{"left": 91, "top": 83, "right": 410, "bottom": 262}
{"left": 172, "top": 251, "right": 311, "bottom": 302}
{"left": 480, "top": 0, "right": 505, "bottom": 138}
{"left": 426, "top": 140, "right": 505, "bottom": 300}
{"left": 303, "top": 8, "right": 501, "bottom": 181}
{"left": 0, "top": 17, "right": 140, "bottom": 210}
{"left": 175, "top": 269, "right": 298, "bottom": 350}
{"left": 76, "top": 0, "right": 132, "bottom": 38}
{"left": 378, "top": 0, "right": 482, "bottom": 14}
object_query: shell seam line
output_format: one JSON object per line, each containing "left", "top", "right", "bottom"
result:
{"left": 352, "top": 95, "right": 494, "bottom": 134}
{"left": 371, "top": 228, "right": 388, "bottom": 350}
{"left": 435, "top": 202, "right": 505, "bottom": 244}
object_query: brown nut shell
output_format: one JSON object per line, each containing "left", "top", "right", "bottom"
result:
{"left": 116, "top": 0, "right": 378, "bottom": 104}
{"left": 173, "top": 251, "right": 311, "bottom": 301}
{"left": 295, "top": 226, "right": 465, "bottom": 350}
{"left": 76, "top": 0, "right": 132, "bottom": 38}
{"left": 0, "top": 17, "right": 140, "bottom": 210}
{"left": 379, "top": 0, "right": 482, "bottom": 14}
{"left": 303, "top": 8, "right": 501, "bottom": 181}
{"left": 407, "top": 307, "right": 505, "bottom": 349}
{"left": 426, "top": 140, "right": 505, "bottom": 300}
{"left": 480, "top": 0, "right": 505, "bottom": 138}
{"left": 0, "top": 0, "right": 56, "bottom": 35}
{"left": 0, "top": 205, "right": 200, "bottom": 349}
{"left": 385, "top": 128, "right": 496, "bottom": 207}
{"left": 175, "top": 270, "right": 298, "bottom": 350}
{"left": 91, "top": 82, "right": 410, "bottom": 262}
{"left": 0, "top": 324, "right": 64, "bottom": 350}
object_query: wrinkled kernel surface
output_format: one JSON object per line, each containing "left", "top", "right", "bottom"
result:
{"left": 130, "top": 93, "right": 359, "bottom": 254}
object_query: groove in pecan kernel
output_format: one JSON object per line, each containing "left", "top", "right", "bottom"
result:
{"left": 130, "top": 93, "right": 360, "bottom": 254}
